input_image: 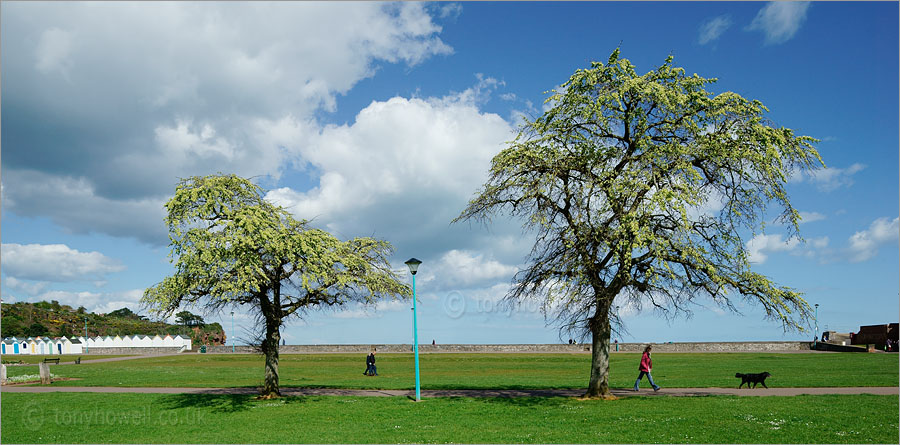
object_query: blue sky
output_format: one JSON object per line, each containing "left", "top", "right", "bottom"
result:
{"left": 2, "top": 1, "right": 897, "bottom": 344}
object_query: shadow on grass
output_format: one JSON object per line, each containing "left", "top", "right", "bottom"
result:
{"left": 278, "top": 383, "right": 584, "bottom": 391}
{"left": 479, "top": 395, "right": 579, "bottom": 407}
{"left": 161, "top": 393, "right": 309, "bottom": 413}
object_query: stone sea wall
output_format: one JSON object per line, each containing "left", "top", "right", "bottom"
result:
{"left": 205, "top": 341, "right": 812, "bottom": 354}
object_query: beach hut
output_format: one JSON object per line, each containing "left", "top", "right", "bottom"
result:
{"left": 121, "top": 335, "right": 134, "bottom": 348}
{"left": 59, "top": 336, "right": 71, "bottom": 354}
{"left": 134, "top": 335, "right": 152, "bottom": 348}
{"left": 69, "top": 337, "right": 83, "bottom": 354}
{"left": 1, "top": 337, "right": 16, "bottom": 355}
{"left": 150, "top": 335, "right": 164, "bottom": 347}
{"left": 26, "top": 337, "right": 38, "bottom": 354}
{"left": 162, "top": 334, "right": 175, "bottom": 347}
{"left": 174, "top": 335, "right": 192, "bottom": 351}
{"left": 44, "top": 338, "right": 54, "bottom": 355}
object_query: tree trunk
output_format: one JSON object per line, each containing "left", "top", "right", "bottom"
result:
{"left": 259, "top": 285, "right": 283, "bottom": 398}
{"left": 585, "top": 301, "right": 612, "bottom": 398}
{"left": 261, "top": 319, "right": 281, "bottom": 398}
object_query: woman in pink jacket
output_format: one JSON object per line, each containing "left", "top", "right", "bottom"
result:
{"left": 633, "top": 344, "right": 660, "bottom": 391}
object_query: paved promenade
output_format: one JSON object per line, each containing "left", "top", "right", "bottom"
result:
{"left": 3, "top": 385, "right": 897, "bottom": 397}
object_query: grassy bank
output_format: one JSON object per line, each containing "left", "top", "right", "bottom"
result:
{"left": 2, "top": 392, "right": 896, "bottom": 443}
{"left": 4, "top": 352, "right": 897, "bottom": 389}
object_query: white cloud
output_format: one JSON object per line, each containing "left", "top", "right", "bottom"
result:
{"left": 848, "top": 217, "right": 899, "bottom": 262}
{"left": 417, "top": 250, "right": 518, "bottom": 290}
{"left": 746, "top": 234, "right": 802, "bottom": 264}
{"left": 789, "top": 163, "right": 865, "bottom": 192}
{"left": 155, "top": 120, "right": 236, "bottom": 161}
{"left": 2, "top": 277, "right": 50, "bottom": 296}
{"left": 2, "top": 2, "right": 453, "bottom": 244}
{"left": 698, "top": 15, "right": 732, "bottom": 45}
{"left": 263, "top": 87, "right": 517, "bottom": 260}
{"left": 798, "top": 211, "right": 826, "bottom": 224}
{"left": 437, "top": 3, "right": 463, "bottom": 20}
{"left": 746, "top": 232, "right": 835, "bottom": 264}
{"left": 747, "top": 1, "right": 811, "bottom": 45}
{"left": 1, "top": 243, "right": 126, "bottom": 282}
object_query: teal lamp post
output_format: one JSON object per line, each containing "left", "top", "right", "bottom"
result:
{"left": 84, "top": 317, "right": 88, "bottom": 353}
{"left": 405, "top": 257, "right": 422, "bottom": 402}
{"left": 231, "top": 311, "right": 235, "bottom": 353}
{"left": 814, "top": 304, "right": 819, "bottom": 342}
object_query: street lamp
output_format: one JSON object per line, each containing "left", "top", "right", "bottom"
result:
{"left": 405, "top": 257, "right": 422, "bottom": 402}
{"left": 614, "top": 306, "right": 620, "bottom": 351}
{"left": 814, "top": 304, "right": 819, "bottom": 342}
{"left": 84, "top": 317, "right": 88, "bottom": 353}
{"left": 231, "top": 311, "right": 235, "bottom": 353}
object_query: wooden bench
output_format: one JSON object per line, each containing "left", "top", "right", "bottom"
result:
{"left": 43, "top": 358, "right": 60, "bottom": 364}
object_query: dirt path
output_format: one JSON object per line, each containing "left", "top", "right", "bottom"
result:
{"left": 2, "top": 386, "right": 896, "bottom": 397}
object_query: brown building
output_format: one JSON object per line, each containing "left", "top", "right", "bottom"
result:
{"left": 851, "top": 323, "right": 899, "bottom": 349}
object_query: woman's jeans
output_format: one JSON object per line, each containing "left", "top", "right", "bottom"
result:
{"left": 634, "top": 371, "right": 659, "bottom": 390}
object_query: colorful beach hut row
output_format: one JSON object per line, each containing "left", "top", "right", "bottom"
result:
{"left": 1, "top": 334, "right": 192, "bottom": 355}
{"left": 1, "top": 336, "right": 82, "bottom": 355}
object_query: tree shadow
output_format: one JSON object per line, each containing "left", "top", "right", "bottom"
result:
{"left": 161, "top": 392, "right": 308, "bottom": 413}
{"left": 477, "top": 395, "right": 578, "bottom": 408}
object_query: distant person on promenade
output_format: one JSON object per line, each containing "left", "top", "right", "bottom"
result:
{"left": 633, "top": 345, "right": 660, "bottom": 392}
{"left": 364, "top": 349, "right": 378, "bottom": 376}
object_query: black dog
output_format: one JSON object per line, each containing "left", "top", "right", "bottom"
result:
{"left": 735, "top": 372, "right": 771, "bottom": 388}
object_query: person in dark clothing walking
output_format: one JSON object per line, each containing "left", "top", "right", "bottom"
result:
{"left": 633, "top": 344, "right": 660, "bottom": 391}
{"left": 364, "top": 349, "right": 378, "bottom": 376}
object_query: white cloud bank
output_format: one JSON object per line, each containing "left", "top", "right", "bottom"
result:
{"left": 1, "top": 243, "right": 125, "bottom": 282}
{"left": 264, "top": 84, "right": 519, "bottom": 262}
{"left": 747, "top": 1, "right": 811, "bottom": 45}
{"left": 2, "top": 2, "right": 455, "bottom": 245}
{"left": 747, "top": 216, "right": 899, "bottom": 264}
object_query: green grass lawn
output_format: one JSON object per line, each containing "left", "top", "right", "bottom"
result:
{"left": 4, "top": 352, "right": 898, "bottom": 389}
{"left": 2, "top": 355, "right": 133, "bottom": 364}
{"left": 1, "top": 392, "right": 896, "bottom": 443}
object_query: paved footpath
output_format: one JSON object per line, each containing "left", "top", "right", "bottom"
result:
{"left": 3, "top": 354, "right": 183, "bottom": 366}
{"left": 3, "top": 386, "right": 897, "bottom": 398}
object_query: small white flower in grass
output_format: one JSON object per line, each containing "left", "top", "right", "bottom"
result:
{"left": 6, "top": 373, "right": 59, "bottom": 383}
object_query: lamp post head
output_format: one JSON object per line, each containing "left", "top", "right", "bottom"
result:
{"left": 405, "top": 258, "right": 422, "bottom": 275}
